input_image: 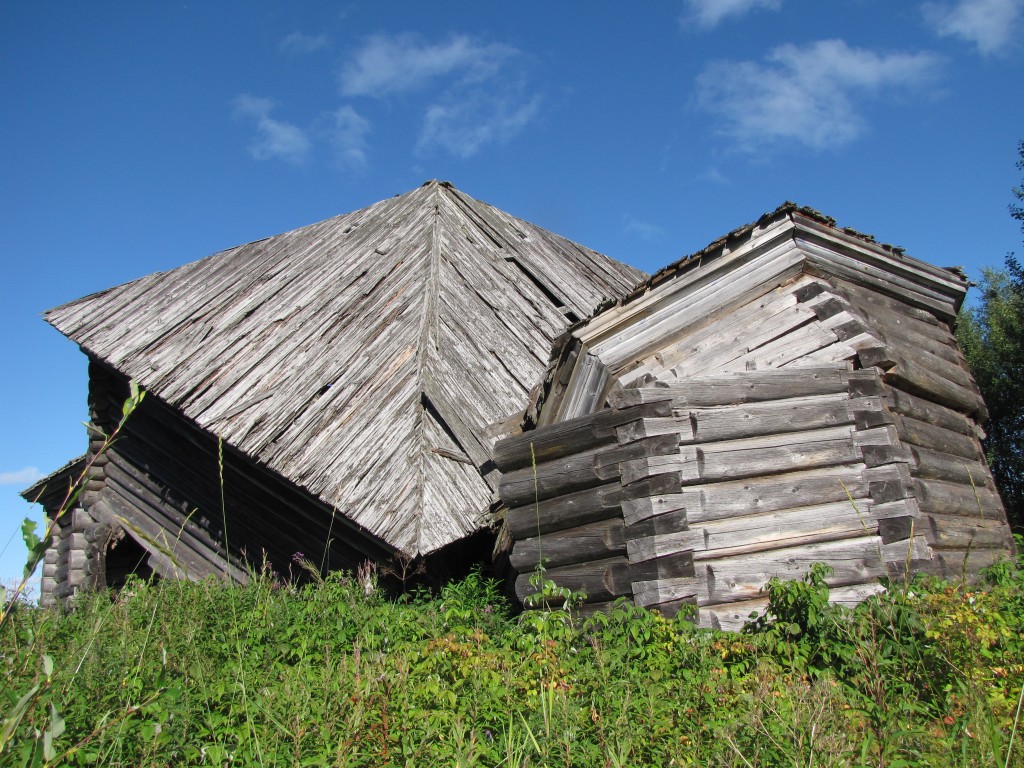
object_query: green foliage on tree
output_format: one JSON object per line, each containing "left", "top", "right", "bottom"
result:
{"left": 957, "top": 141, "right": 1024, "bottom": 529}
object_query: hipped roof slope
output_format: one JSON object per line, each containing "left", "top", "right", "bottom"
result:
{"left": 47, "top": 181, "right": 644, "bottom": 556}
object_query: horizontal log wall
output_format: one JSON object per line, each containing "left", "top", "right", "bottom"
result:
{"left": 500, "top": 363, "right": 1011, "bottom": 629}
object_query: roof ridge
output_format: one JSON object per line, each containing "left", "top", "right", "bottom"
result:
{"left": 407, "top": 182, "right": 446, "bottom": 551}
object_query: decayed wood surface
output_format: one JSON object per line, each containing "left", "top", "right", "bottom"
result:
{"left": 44, "top": 181, "right": 643, "bottom": 557}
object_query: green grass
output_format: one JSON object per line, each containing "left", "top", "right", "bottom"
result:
{"left": 1, "top": 556, "right": 1023, "bottom": 767}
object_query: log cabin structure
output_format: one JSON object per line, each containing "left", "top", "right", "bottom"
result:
{"left": 494, "top": 203, "right": 1014, "bottom": 629}
{"left": 24, "top": 189, "right": 1013, "bottom": 620}
{"left": 23, "top": 181, "right": 644, "bottom": 606}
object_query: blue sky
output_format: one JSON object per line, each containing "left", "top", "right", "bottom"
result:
{"left": 2, "top": 0, "right": 1023, "bottom": 589}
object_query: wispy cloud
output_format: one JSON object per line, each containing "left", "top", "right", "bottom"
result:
{"left": 232, "top": 95, "right": 311, "bottom": 165}
{"left": 698, "top": 167, "right": 732, "bottom": 185}
{"left": 340, "top": 33, "right": 518, "bottom": 97}
{"left": 417, "top": 90, "right": 541, "bottom": 159}
{"left": 624, "top": 216, "right": 666, "bottom": 243}
{"left": 326, "top": 105, "right": 371, "bottom": 170}
{"left": 339, "top": 32, "right": 540, "bottom": 159}
{"left": 922, "top": 0, "right": 1022, "bottom": 54}
{"left": 0, "top": 467, "right": 42, "bottom": 486}
{"left": 695, "top": 40, "right": 941, "bottom": 152}
{"left": 682, "top": 0, "right": 781, "bottom": 28}
{"left": 280, "top": 31, "right": 330, "bottom": 55}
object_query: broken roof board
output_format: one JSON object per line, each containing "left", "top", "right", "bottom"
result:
{"left": 45, "top": 181, "right": 644, "bottom": 556}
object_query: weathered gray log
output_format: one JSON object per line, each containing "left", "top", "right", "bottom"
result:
{"left": 494, "top": 400, "right": 672, "bottom": 471}
{"left": 510, "top": 517, "right": 625, "bottom": 572}
{"left": 608, "top": 367, "right": 853, "bottom": 409}
{"left": 500, "top": 434, "right": 679, "bottom": 508}
{"left": 890, "top": 413, "right": 981, "bottom": 460}
{"left": 920, "top": 514, "right": 1012, "bottom": 550}
{"left": 680, "top": 394, "right": 860, "bottom": 444}
{"left": 629, "top": 550, "right": 695, "bottom": 581}
{"left": 700, "top": 536, "right": 886, "bottom": 604}
{"left": 912, "top": 477, "right": 1003, "bottom": 517}
{"left": 932, "top": 548, "right": 1009, "bottom": 579}
{"left": 887, "top": 388, "right": 978, "bottom": 438}
{"left": 803, "top": 249, "right": 958, "bottom": 321}
{"left": 515, "top": 556, "right": 633, "bottom": 604}
{"left": 625, "top": 464, "right": 885, "bottom": 526}
{"left": 500, "top": 444, "right": 620, "bottom": 508}
{"left": 879, "top": 358, "right": 986, "bottom": 419}
{"left": 504, "top": 473, "right": 681, "bottom": 539}
{"left": 693, "top": 426, "right": 862, "bottom": 483}
{"left": 624, "top": 509, "right": 690, "bottom": 539}
{"left": 905, "top": 444, "right": 995, "bottom": 488}
{"left": 629, "top": 498, "right": 876, "bottom": 564}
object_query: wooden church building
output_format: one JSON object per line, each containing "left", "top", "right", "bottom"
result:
{"left": 25, "top": 185, "right": 1013, "bottom": 618}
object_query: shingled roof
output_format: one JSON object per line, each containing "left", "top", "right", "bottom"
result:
{"left": 46, "top": 180, "right": 645, "bottom": 556}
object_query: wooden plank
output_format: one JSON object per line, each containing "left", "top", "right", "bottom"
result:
{"left": 590, "top": 243, "right": 806, "bottom": 367}
{"left": 515, "top": 556, "right": 633, "bottom": 604}
{"left": 632, "top": 569, "right": 707, "bottom": 608}
{"left": 493, "top": 400, "right": 672, "bottom": 471}
{"left": 616, "top": 416, "right": 694, "bottom": 444}
{"left": 879, "top": 535, "right": 931, "bottom": 563}
{"left": 621, "top": 492, "right": 691, "bottom": 527}
{"left": 801, "top": 244, "right": 959, "bottom": 321}
{"left": 509, "top": 517, "right": 625, "bottom": 572}
{"left": 623, "top": 509, "right": 690, "bottom": 539}
{"left": 829, "top": 282, "right": 965, "bottom": 365}
{"left": 621, "top": 276, "right": 820, "bottom": 386}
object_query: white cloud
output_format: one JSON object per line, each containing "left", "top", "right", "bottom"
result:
{"left": 923, "top": 0, "right": 1022, "bottom": 54}
{"left": 698, "top": 167, "right": 732, "bottom": 185}
{"left": 695, "top": 40, "right": 941, "bottom": 151}
{"left": 232, "top": 95, "right": 311, "bottom": 165}
{"left": 417, "top": 91, "right": 541, "bottom": 159}
{"left": 624, "top": 216, "right": 666, "bottom": 242}
{"left": 340, "top": 33, "right": 518, "bottom": 97}
{"left": 327, "top": 105, "right": 371, "bottom": 170}
{"left": 683, "top": 0, "right": 782, "bottom": 28}
{"left": 0, "top": 467, "right": 43, "bottom": 486}
{"left": 280, "top": 31, "right": 330, "bottom": 55}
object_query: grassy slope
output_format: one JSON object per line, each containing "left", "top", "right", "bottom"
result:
{"left": 2, "top": 558, "right": 1023, "bottom": 768}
